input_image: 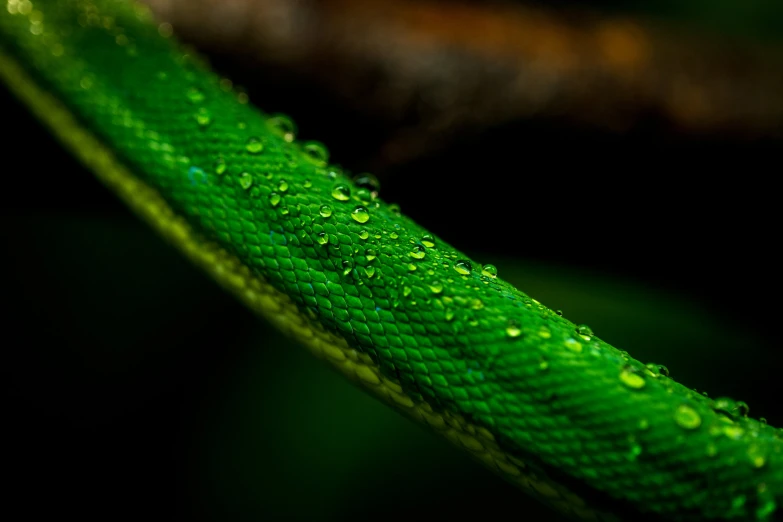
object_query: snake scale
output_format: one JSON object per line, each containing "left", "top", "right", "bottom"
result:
{"left": 1, "top": 1, "right": 780, "bottom": 520}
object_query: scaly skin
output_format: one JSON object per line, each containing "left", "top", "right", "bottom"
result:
{"left": 1, "top": 1, "right": 780, "bottom": 520}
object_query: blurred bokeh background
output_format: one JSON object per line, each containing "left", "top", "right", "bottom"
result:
{"left": 2, "top": 0, "right": 782, "bottom": 520}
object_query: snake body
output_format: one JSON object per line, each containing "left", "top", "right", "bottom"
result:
{"left": 1, "top": 1, "right": 781, "bottom": 520}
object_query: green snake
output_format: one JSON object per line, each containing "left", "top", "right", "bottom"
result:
{"left": 1, "top": 1, "right": 780, "bottom": 520}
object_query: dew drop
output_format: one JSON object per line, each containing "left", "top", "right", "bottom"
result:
{"left": 268, "top": 114, "right": 296, "bottom": 142}
{"left": 278, "top": 179, "right": 288, "bottom": 192}
{"left": 365, "top": 249, "right": 378, "bottom": 262}
{"left": 409, "top": 245, "right": 426, "bottom": 260}
{"left": 246, "top": 137, "right": 264, "bottom": 154}
{"left": 351, "top": 206, "right": 370, "bottom": 223}
{"left": 445, "top": 308, "right": 456, "bottom": 321}
{"left": 627, "top": 441, "right": 642, "bottom": 461}
{"left": 359, "top": 230, "right": 369, "bottom": 240}
{"left": 280, "top": 206, "right": 290, "bottom": 215}
{"left": 303, "top": 179, "right": 312, "bottom": 188}
{"left": 564, "top": 338, "right": 582, "bottom": 353}
{"left": 471, "top": 298, "right": 484, "bottom": 310}
{"left": 353, "top": 173, "right": 380, "bottom": 197}
{"left": 303, "top": 141, "right": 329, "bottom": 166}
{"left": 195, "top": 107, "right": 211, "bottom": 127}
{"left": 506, "top": 319, "right": 522, "bottom": 338}
{"left": 454, "top": 260, "right": 472, "bottom": 275}
{"left": 390, "top": 232, "right": 399, "bottom": 239}
{"left": 674, "top": 404, "right": 701, "bottom": 430}
{"left": 268, "top": 192, "right": 281, "bottom": 207}
{"left": 316, "top": 232, "right": 329, "bottom": 245}
{"left": 239, "top": 172, "right": 253, "bottom": 190}
{"left": 331, "top": 184, "right": 351, "bottom": 201}
{"left": 429, "top": 280, "right": 443, "bottom": 294}
{"left": 319, "top": 205, "right": 332, "bottom": 218}
{"left": 407, "top": 263, "right": 417, "bottom": 272}
{"left": 388, "top": 203, "right": 401, "bottom": 216}
{"left": 747, "top": 444, "right": 767, "bottom": 468}
{"left": 341, "top": 259, "right": 353, "bottom": 276}
{"left": 364, "top": 266, "right": 376, "bottom": 278}
{"left": 537, "top": 326, "right": 551, "bottom": 339}
{"left": 186, "top": 87, "right": 204, "bottom": 103}
{"left": 620, "top": 368, "right": 646, "bottom": 390}
{"left": 555, "top": 310, "right": 564, "bottom": 316}
{"left": 658, "top": 365, "right": 670, "bottom": 377}
{"left": 421, "top": 235, "right": 436, "bottom": 248}
{"left": 213, "top": 156, "right": 227, "bottom": 175}
{"left": 576, "top": 324, "right": 594, "bottom": 341}
{"left": 481, "top": 264, "right": 498, "bottom": 278}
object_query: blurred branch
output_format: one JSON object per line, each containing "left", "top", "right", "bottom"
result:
{"left": 144, "top": 0, "right": 783, "bottom": 164}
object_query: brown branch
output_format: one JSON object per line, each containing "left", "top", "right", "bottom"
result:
{"left": 143, "top": 0, "right": 783, "bottom": 164}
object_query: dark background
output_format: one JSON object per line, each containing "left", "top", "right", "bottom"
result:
{"left": 2, "top": 1, "right": 781, "bottom": 520}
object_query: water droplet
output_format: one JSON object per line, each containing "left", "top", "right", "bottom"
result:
{"left": 555, "top": 310, "right": 564, "bottom": 316}
{"left": 537, "top": 326, "right": 551, "bottom": 339}
{"left": 658, "top": 365, "right": 670, "bottom": 377}
{"left": 454, "top": 260, "right": 472, "bottom": 275}
{"left": 195, "top": 107, "right": 211, "bottom": 127}
{"left": 353, "top": 173, "right": 380, "bottom": 197}
{"left": 627, "top": 441, "right": 642, "bottom": 461}
{"left": 429, "top": 281, "right": 443, "bottom": 294}
{"left": 506, "top": 319, "right": 522, "bottom": 338}
{"left": 620, "top": 368, "right": 646, "bottom": 390}
{"left": 714, "top": 397, "right": 749, "bottom": 418}
{"left": 303, "top": 141, "right": 329, "bottom": 166}
{"left": 421, "top": 235, "right": 435, "bottom": 248}
{"left": 186, "top": 87, "right": 204, "bottom": 103}
{"left": 213, "top": 156, "right": 227, "bottom": 175}
{"left": 268, "top": 114, "right": 296, "bottom": 142}
{"left": 760, "top": 417, "right": 768, "bottom": 426}
{"left": 365, "top": 249, "right": 378, "bottom": 262}
{"left": 278, "top": 179, "right": 288, "bottom": 192}
{"left": 246, "top": 137, "right": 264, "bottom": 154}
{"left": 351, "top": 206, "right": 369, "bottom": 223}
{"left": 388, "top": 203, "right": 401, "bottom": 216}
{"left": 303, "top": 179, "right": 312, "bottom": 188}
{"left": 390, "top": 232, "right": 399, "bottom": 239}
{"left": 319, "top": 205, "right": 332, "bottom": 218}
{"left": 239, "top": 172, "right": 253, "bottom": 190}
{"left": 363, "top": 266, "right": 376, "bottom": 278}
{"left": 409, "top": 245, "right": 426, "bottom": 260}
{"left": 359, "top": 230, "right": 369, "bottom": 240}
{"left": 331, "top": 184, "right": 351, "bottom": 201}
{"left": 445, "top": 308, "right": 455, "bottom": 321}
{"left": 481, "top": 264, "right": 498, "bottom": 278}
{"left": 471, "top": 298, "right": 484, "bottom": 310}
{"left": 747, "top": 444, "right": 767, "bottom": 468}
{"left": 268, "top": 193, "right": 281, "bottom": 207}
{"left": 407, "top": 263, "right": 417, "bottom": 272}
{"left": 576, "top": 324, "right": 593, "bottom": 341}
{"left": 316, "top": 232, "right": 329, "bottom": 245}
{"left": 280, "top": 206, "right": 289, "bottom": 215}
{"left": 674, "top": 404, "right": 701, "bottom": 430}
{"left": 723, "top": 424, "right": 745, "bottom": 440}
{"left": 564, "top": 338, "right": 582, "bottom": 353}
{"left": 341, "top": 260, "right": 353, "bottom": 276}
